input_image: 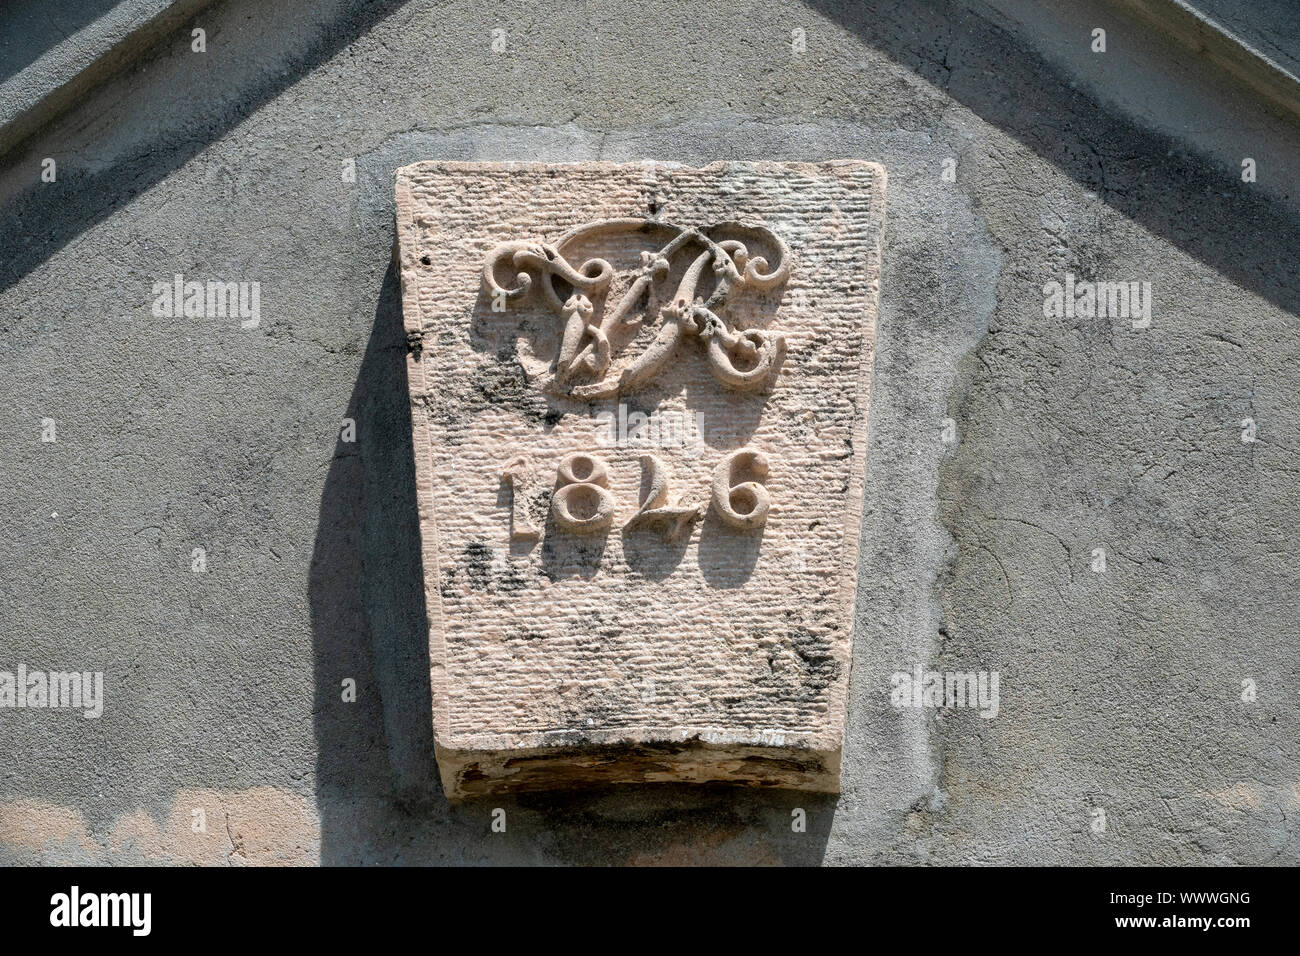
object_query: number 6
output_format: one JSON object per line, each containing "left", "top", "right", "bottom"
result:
{"left": 711, "top": 448, "right": 770, "bottom": 530}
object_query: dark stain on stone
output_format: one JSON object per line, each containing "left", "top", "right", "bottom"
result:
{"left": 470, "top": 357, "right": 549, "bottom": 426}
{"left": 497, "top": 559, "right": 528, "bottom": 594}
{"left": 463, "top": 542, "right": 493, "bottom": 591}
{"left": 446, "top": 332, "right": 552, "bottom": 427}
{"left": 405, "top": 328, "right": 423, "bottom": 361}
{"left": 789, "top": 625, "right": 840, "bottom": 695}
{"left": 529, "top": 487, "right": 552, "bottom": 518}
{"left": 739, "top": 754, "right": 824, "bottom": 774}
{"left": 456, "top": 541, "right": 529, "bottom": 594}
{"left": 447, "top": 738, "right": 834, "bottom": 800}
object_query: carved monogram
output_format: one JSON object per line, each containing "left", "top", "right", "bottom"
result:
{"left": 482, "top": 218, "right": 793, "bottom": 399}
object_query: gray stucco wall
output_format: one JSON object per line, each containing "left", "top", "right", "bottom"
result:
{"left": 1, "top": 0, "right": 1297, "bottom": 864}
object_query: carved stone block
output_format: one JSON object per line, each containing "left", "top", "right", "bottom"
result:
{"left": 395, "top": 160, "right": 886, "bottom": 799}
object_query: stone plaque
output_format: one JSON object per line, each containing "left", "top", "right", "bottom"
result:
{"left": 395, "top": 160, "right": 885, "bottom": 799}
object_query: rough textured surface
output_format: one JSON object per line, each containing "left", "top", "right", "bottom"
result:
{"left": 0, "top": 0, "right": 217, "bottom": 157}
{"left": 1180, "top": 0, "right": 1300, "bottom": 80}
{"left": 2, "top": 0, "right": 1299, "bottom": 864}
{"left": 395, "top": 160, "right": 884, "bottom": 797}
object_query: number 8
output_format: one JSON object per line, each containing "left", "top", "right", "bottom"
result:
{"left": 552, "top": 452, "right": 617, "bottom": 534}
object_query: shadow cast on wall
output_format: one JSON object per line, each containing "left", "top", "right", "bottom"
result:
{"left": 807, "top": 0, "right": 1300, "bottom": 319}
{"left": 0, "top": 0, "right": 412, "bottom": 293}
{"left": 0, "top": 0, "right": 124, "bottom": 85}
{"left": 308, "top": 259, "right": 439, "bottom": 851}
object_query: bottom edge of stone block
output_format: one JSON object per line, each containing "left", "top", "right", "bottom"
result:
{"left": 434, "top": 738, "right": 841, "bottom": 801}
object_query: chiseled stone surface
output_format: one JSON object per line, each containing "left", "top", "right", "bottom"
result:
{"left": 395, "top": 160, "right": 885, "bottom": 799}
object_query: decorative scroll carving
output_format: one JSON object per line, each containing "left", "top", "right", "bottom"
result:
{"left": 483, "top": 218, "right": 792, "bottom": 399}
{"left": 622, "top": 454, "right": 703, "bottom": 542}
